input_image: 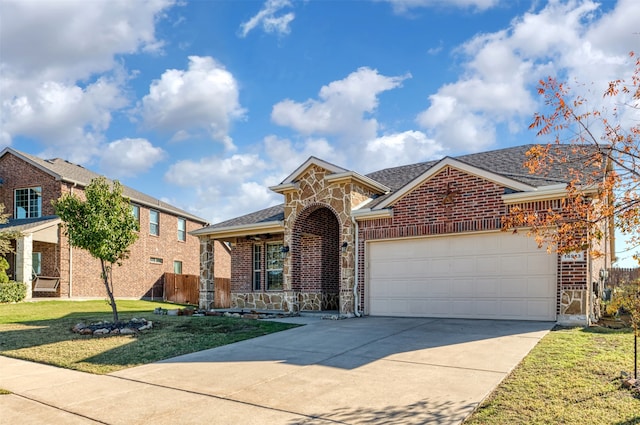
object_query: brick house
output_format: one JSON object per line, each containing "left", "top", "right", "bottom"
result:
{"left": 192, "top": 144, "right": 613, "bottom": 325}
{"left": 0, "top": 147, "right": 230, "bottom": 301}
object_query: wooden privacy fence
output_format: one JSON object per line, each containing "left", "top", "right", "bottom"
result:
{"left": 214, "top": 277, "right": 231, "bottom": 309}
{"left": 164, "top": 272, "right": 199, "bottom": 305}
{"left": 607, "top": 267, "right": 640, "bottom": 287}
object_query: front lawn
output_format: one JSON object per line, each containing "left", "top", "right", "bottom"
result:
{"left": 464, "top": 326, "right": 640, "bottom": 424}
{"left": 0, "top": 300, "right": 298, "bottom": 374}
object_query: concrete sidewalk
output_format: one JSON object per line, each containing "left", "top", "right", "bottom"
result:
{"left": 0, "top": 317, "right": 553, "bottom": 424}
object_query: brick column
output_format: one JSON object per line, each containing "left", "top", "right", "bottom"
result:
{"left": 199, "top": 238, "right": 215, "bottom": 309}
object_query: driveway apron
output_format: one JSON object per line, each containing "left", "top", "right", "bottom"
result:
{"left": 1, "top": 317, "right": 552, "bottom": 424}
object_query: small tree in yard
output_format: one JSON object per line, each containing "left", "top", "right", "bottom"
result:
{"left": 54, "top": 177, "right": 139, "bottom": 322}
{"left": 0, "top": 203, "right": 20, "bottom": 257}
{"left": 607, "top": 282, "right": 640, "bottom": 380}
{"left": 502, "top": 52, "right": 640, "bottom": 380}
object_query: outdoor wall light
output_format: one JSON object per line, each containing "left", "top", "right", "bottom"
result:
{"left": 280, "top": 245, "right": 290, "bottom": 258}
{"left": 341, "top": 241, "right": 348, "bottom": 253}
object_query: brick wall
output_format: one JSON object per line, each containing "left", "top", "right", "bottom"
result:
{"left": 231, "top": 235, "right": 283, "bottom": 294}
{"left": 356, "top": 166, "right": 588, "bottom": 316}
{"left": 291, "top": 206, "right": 340, "bottom": 295}
{"left": 0, "top": 154, "right": 61, "bottom": 217}
{"left": 0, "top": 152, "right": 212, "bottom": 299}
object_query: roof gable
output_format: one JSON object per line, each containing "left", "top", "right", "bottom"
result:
{"left": 1, "top": 147, "right": 207, "bottom": 224}
{"left": 279, "top": 157, "right": 348, "bottom": 185}
{"left": 374, "top": 157, "right": 535, "bottom": 209}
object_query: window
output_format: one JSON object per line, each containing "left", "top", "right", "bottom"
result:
{"left": 177, "top": 218, "right": 186, "bottom": 241}
{"left": 149, "top": 209, "right": 159, "bottom": 236}
{"left": 131, "top": 204, "right": 140, "bottom": 223}
{"left": 266, "top": 243, "right": 283, "bottom": 291}
{"left": 15, "top": 187, "right": 42, "bottom": 218}
{"left": 173, "top": 260, "right": 182, "bottom": 274}
{"left": 253, "top": 244, "right": 262, "bottom": 291}
{"left": 32, "top": 252, "right": 42, "bottom": 276}
{"left": 150, "top": 257, "right": 163, "bottom": 264}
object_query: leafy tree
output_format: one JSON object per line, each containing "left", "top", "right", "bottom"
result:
{"left": 606, "top": 281, "right": 640, "bottom": 379}
{"left": 0, "top": 257, "right": 9, "bottom": 284}
{"left": 502, "top": 52, "right": 639, "bottom": 257}
{"left": 0, "top": 203, "right": 20, "bottom": 257}
{"left": 503, "top": 51, "right": 639, "bottom": 380}
{"left": 54, "top": 177, "right": 139, "bottom": 322}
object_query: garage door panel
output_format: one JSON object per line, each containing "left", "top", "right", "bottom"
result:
{"left": 430, "top": 258, "right": 451, "bottom": 274}
{"left": 476, "top": 256, "right": 499, "bottom": 274}
{"left": 452, "top": 279, "right": 473, "bottom": 296}
{"left": 368, "top": 232, "right": 556, "bottom": 321}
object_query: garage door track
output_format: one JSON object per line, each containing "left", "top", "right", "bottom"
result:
{"left": 1, "top": 316, "right": 552, "bottom": 424}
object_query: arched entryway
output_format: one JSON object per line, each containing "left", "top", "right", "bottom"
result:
{"left": 291, "top": 205, "right": 340, "bottom": 311}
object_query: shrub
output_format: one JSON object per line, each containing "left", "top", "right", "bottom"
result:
{"left": 0, "top": 281, "right": 26, "bottom": 303}
{"left": 0, "top": 257, "right": 9, "bottom": 284}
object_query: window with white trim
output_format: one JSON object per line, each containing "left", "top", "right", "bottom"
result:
{"left": 177, "top": 218, "right": 186, "bottom": 241}
{"left": 173, "top": 260, "right": 182, "bottom": 274}
{"left": 150, "top": 257, "right": 163, "bottom": 264}
{"left": 149, "top": 209, "right": 159, "bottom": 236}
{"left": 15, "top": 187, "right": 42, "bottom": 218}
{"left": 131, "top": 204, "right": 140, "bottom": 224}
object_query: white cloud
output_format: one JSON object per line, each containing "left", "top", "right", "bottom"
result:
{"left": 416, "top": 0, "right": 639, "bottom": 152}
{"left": 263, "top": 135, "right": 342, "bottom": 181}
{"left": 0, "top": 0, "right": 175, "bottom": 163}
{"left": 140, "top": 56, "right": 245, "bottom": 149}
{"left": 382, "top": 0, "right": 499, "bottom": 14}
{"left": 100, "top": 138, "right": 166, "bottom": 178}
{"left": 2, "top": 76, "right": 128, "bottom": 164}
{"left": 362, "top": 131, "right": 445, "bottom": 172}
{"left": 0, "top": 0, "right": 174, "bottom": 82}
{"left": 238, "top": 0, "right": 295, "bottom": 38}
{"left": 164, "top": 153, "right": 277, "bottom": 223}
{"left": 165, "top": 154, "right": 268, "bottom": 189}
{"left": 272, "top": 67, "right": 410, "bottom": 142}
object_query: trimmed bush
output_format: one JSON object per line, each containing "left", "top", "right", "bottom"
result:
{"left": 0, "top": 281, "right": 26, "bottom": 303}
{"left": 0, "top": 257, "right": 9, "bottom": 284}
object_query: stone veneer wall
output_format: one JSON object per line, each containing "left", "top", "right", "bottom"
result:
{"left": 199, "top": 238, "right": 215, "bottom": 309}
{"left": 280, "top": 164, "right": 378, "bottom": 315}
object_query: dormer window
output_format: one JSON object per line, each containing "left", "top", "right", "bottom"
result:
{"left": 15, "top": 187, "right": 42, "bottom": 218}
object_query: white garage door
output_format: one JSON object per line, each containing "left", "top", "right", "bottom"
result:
{"left": 367, "top": 232, "right": 557, "bottom": 320}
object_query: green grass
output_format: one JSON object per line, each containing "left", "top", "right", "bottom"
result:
{"left": 464, "top": 326, "right": 640, "bottom": 425}
{"left": 0, "top": 389, "right": 10, "bottom": 395}
{"left": 0, "top": 300, "right": 298, "bottom": 374}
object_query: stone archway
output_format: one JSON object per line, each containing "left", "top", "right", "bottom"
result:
{"left": 291, "top": 205, "right": 340, "bottom": 311}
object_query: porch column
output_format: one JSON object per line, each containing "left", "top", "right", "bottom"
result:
{"left": 199, "top": 238, "right": 215, "bottom": 310}
{"left": 16, "top": 233, "right": 33, "bottom": 299}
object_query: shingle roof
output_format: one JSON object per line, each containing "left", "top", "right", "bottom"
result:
{"left": 203, "top": 204, "right": 285, "bottom": 230}
{"left": 2, "top": 148, "right": 207, "bottom": 224}
{"left": 0, "top": 215, "right": 60, "bottom": 232}
{"left": 189, "top": 144, "right": 609, "bottom": 236}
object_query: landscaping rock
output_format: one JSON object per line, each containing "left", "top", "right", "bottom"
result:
{"left": 71, "top": 318, "right": 152, "bottom": 336}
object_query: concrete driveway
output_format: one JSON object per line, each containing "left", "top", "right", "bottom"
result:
{"left": 0, "top": 316, "right": 552, "bottom": 424}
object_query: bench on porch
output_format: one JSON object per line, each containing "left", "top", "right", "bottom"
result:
{"left": 32, "top": 276, "right": 60, "bottom": 293}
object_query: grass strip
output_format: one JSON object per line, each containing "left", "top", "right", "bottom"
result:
{"left": 0, "top": 300, "right": 298, "bottom": 374}
{"left": 464, "top": 326, "right": 640, "bottom": 424}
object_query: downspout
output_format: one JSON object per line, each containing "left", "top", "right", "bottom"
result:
{"left": 351, "top": 215, "right": 361, "bottom": 317}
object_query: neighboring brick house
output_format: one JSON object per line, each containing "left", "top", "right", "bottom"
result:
{"left": 0, "top": 147, "right": 230, "bottom": 301}
{"left": 193, "top": 144, "right": 613, "bottom": 325}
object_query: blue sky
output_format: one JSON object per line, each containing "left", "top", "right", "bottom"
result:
{"left": 1, "top": 0, "right": 639, "bottom": 265}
